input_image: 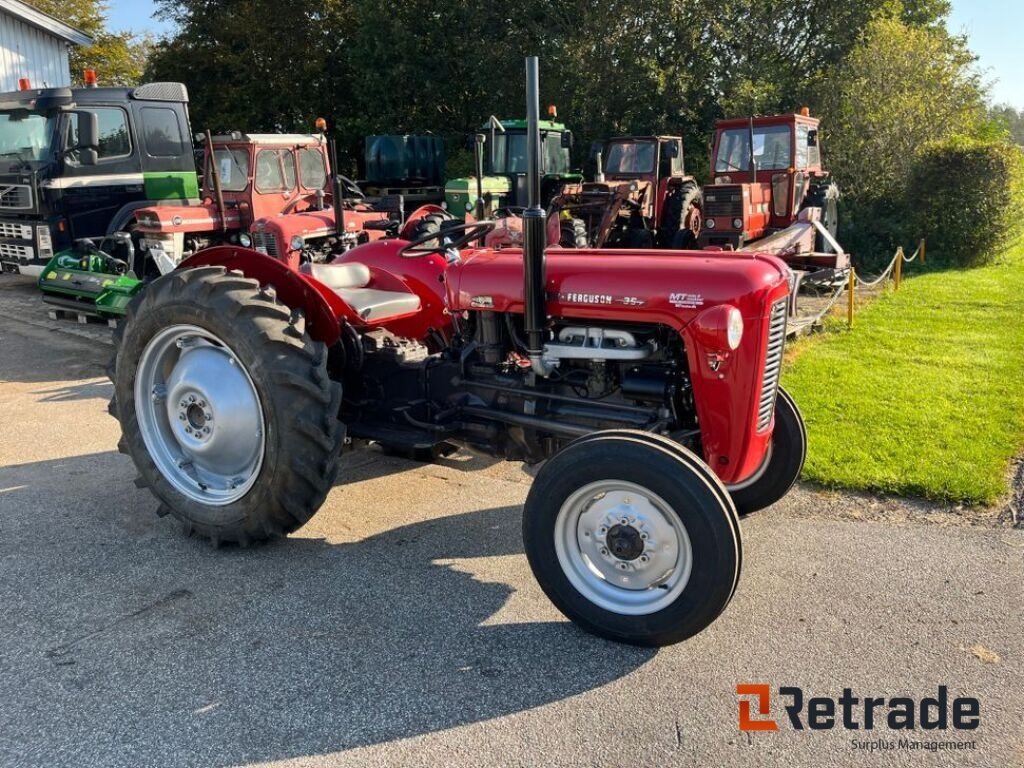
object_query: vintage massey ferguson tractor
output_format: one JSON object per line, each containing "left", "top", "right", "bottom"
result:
{"left": 699, "top": 111, "right": 840, "bottom": 267}
{"left": 548, "top": 135, "right": 703, "bottom": 249}
{"left": 108, "top": 59, "right": 806, "bottom": 647}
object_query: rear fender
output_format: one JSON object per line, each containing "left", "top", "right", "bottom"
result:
{"left": 399, "top": 204, "right": 449, "bottom": 240}
{"left": 177, "top": 246, "right": 349, "bottom": 345}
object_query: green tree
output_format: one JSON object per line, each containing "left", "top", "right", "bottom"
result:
{"left": 989, "top": 104, "right": 1024, "bottom": 146}
{"left": 26, "top": 0, "right": 151, "bottom": 86}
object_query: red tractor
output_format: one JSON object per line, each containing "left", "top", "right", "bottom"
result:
{"left": 700, "top": 111, "right": 840, "bottom": 265}
{"left": 132, "top": 131, "right": 334, "bottom": 273}
{"left": 550, "top": 135, "right": 703, "bottom": 249}
{"left": 134, "top": 130, "right": 426, "bottom": 275}
{"left": 108, "top": 59, "right": 806, "bottom": 647}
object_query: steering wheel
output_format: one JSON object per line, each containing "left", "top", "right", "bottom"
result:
{"left": 400, "top": 220, "right": 497, "bottom": 258}
{"left": 282, "top": 190, "right": 333, "bottom": 215}
{"left": 337, "top": 174, "right": 365, "bottom": 200}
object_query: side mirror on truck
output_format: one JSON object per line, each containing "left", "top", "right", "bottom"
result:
{"left": 76, "top": 111, "right": 100, "bottom": 166}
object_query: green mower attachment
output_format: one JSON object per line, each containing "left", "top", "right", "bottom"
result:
{"left": 37, "top": 245, "right": 144, "bottom": 319}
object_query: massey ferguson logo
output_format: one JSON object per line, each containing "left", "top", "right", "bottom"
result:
{"left": 736, "top": 684, "right": 980, "bottom": 753}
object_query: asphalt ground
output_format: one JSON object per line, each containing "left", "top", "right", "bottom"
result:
{"left": 0, "top": 274, "right": 1020, "bottom": 768}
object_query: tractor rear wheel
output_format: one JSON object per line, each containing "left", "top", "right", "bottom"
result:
{"left": 408, "top": 211, "right": 455, "bottom": 249}
{"left": 664, "top": 185, "right": 703, "bottom": 249}
{"left": 727, "top": 387, "right": 806, "bottom": 516}
{"left": 523, "top": 430, "right": 741, "bottom": 646}
{"left": 108, "top": 267, "right": 344, "bottom": 545}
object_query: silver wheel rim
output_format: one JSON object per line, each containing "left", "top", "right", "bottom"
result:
{"left": 553, "top": 480, "right": 693, "bottom": 616}
{"left": 134, "top": 324, "right": 265, "bottom": 506}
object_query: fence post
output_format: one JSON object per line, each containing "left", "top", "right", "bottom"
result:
{"left": 894, "top": 247, "right": 903, "bottom": 291}
{"left": 920, "top": 238, "right": 926, "bottom": 265}
{"left": 847, "top": 268, "right": 855, "bottom": 328}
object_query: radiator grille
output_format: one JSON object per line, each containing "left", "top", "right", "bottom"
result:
{"left": 703, "top": 189, "right": 742, "bottom": 220}
{"left": 0, "top": 242, "right": 34, "bottom": 260}
{"left": 757, "top": 299, "right": 788, "bottom": 431}
{"left": 252, "top": 231, "right": 279, "bottom": 257}
{"left": 0, "top": 185, "right": 32, "bottom": 210}
{"left": 0, "top": 221, "right": 33, "bottom": 239}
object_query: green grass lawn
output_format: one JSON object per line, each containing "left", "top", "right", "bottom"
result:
{"left": 781, "top": 242, "right": 1024, "bottom": 504}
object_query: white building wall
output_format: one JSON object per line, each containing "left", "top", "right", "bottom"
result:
{"left": 0, "top": 11, "right": 71, "bottom": 92}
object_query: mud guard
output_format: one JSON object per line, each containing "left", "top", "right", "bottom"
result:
{"left": 177, "top": 246, "right": 349, "bottom": 346}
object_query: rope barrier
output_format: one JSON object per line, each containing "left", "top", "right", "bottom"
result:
{"left": 788, "top": 238, "right": 925, "bottom": 334}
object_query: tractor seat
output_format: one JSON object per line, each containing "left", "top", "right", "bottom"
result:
{"left": 304, "top": 262, "right": 420, "bottom": 322}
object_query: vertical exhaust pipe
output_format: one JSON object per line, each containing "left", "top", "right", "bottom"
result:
{"left": 522, "top": 56, "right": 554, "bottom": 376}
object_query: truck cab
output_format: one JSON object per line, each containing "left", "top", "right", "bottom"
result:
{"left": 700, "top": 112, "right": 829, "bottom": 249}
{"left": 0, "top": 81, "right": 197, "bottom": 276}
{"left": 445, "top": 118, "right": 580, "bottom": 218}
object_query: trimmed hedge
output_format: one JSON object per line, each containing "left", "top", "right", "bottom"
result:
{"left": 907, "top": 136, "right": 1024, "bottom": 268}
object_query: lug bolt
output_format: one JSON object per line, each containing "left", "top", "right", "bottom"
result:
{"left": 204, "top": 412, "right": 212, "bottom": 420}
{"left": 185, "top": 427, "right": 192, "bottom": 434}
{"left": 179, "top": 399, "right": 187, "bottom": 408}
{"left": 599, "top": 526, "right": 607, "bottom": 534}
{"left": 198, "top": 400, "right": 206, "bottom": 408}
{"left": 203, "top": 427, "right": 210, "bottom": 434}
{"left": 640, "top": 555, "right": 649, "bottom": 563}
{"left": 600, "top": 548, "right": 609, "bottom": 556}
{"left": 178, "top": 413, "right": 186, "bottom": 421}
{"left": 640, "top": 532, "right": 648, "bottom": 540}
{"left": 188, "top": 395, "right": 196, "bottom": 403}
{"left": 617, "top": 563, "right": 628, "bottom": 570}
{"left": 620, "top": 518, "right": 629, "bottom": 525}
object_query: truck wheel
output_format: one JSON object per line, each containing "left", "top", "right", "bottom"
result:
{"left": 664, "top": 185, "right": 703, "bottom": 249}
{"left": 523, "top": 430, "right": 741, "bottom": 646}
{"left": 408, "top": 211, "right": 454, "bottom": 249}
{"left": 108, "top": 266, "right": 344, "bottom": 545}
{"left": 727, "top": 387, "right": 806, "bottom": 516}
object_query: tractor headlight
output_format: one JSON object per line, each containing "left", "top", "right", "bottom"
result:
{"left": 441, "top": 201, "right": 448, "bottom": 210}
{"left": 732, "top": 217, "right": 743, "bottom": 229}
{"left": 705, "top": 218, "right": 716, "bottom": 229}
{"left": 238, "top": 233, "right": 252, "bottom": 248}
{"left": 726, "top": 306, "right": 744, "bottom": 350}
{"left": 290, "top": 235, "right": 305, "bottom": 251}
{"left": 465, "top": 201, "right": 474, "bottom": 212}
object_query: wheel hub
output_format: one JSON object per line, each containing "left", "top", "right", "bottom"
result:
{"left": 135, "top": 325, "right": 265, "bottom": 505}
{"left": 605, "top": 523, "right": 643, "bottom": 561}
{"left": 553, "top": 480, "right": 693, "bottom": 616}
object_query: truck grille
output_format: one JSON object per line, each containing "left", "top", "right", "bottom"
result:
{"left": 757, "top": 298, "right": 788, "bottom": 431}
{"left": 252, "top": 231, "right": 279, "bottom": 257}
{"left": 0, "top": 184, "right": 32, "bottom": 210}
{"left": 0, "top": 243, "right": 34, "bottom": 260}
{"left": 703, "top": 189, "right": 742, "bottom": 219}
{"left": 0, "top": 222, "right": 33, "bottom": 239}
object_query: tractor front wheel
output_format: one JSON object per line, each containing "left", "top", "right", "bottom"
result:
{"left": 727, "top": 387, "right": 806, "bottom": 516}
{"left": 523, "top": 430, "right": 741, "bottom": 646}
{"left": 109, "top": 267, "right": 345, "bottom": 545}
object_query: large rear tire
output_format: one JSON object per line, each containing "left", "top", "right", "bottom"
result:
{"left": 664, "top": 184, "right": 703, "bottom": 249}
{"left": 108, "top": 267, "right": 344, "bottom": 545}
{"left": 523, "top": 430, "right": 741, "bottom": 646}
{"left": 727, "top": 387, "right": 806, "bottom": 516}
{"left": 408, "top": 211, "right": 455, "bottom": 249}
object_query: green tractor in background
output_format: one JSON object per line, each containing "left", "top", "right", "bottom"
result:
{"left": 444, "top": 115, "right": 581, "bottom": 220}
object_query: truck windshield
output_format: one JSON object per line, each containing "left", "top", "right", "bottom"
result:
{"left": 715, "top": 125, "right": 792, "bottom": 172}
{"left": 0, "top": 110, "right": 56, "bottom": 165}
{"left": 604, "top": 141, "right": 656, "bottom": 174}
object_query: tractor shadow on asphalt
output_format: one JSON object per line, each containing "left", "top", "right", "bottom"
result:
{"left": 0, "top": 450, "right": 655, "bottom": 767}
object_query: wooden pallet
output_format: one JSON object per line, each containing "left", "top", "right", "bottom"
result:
{"left": 46, "top": 305, "right": 118, "bottom": 328}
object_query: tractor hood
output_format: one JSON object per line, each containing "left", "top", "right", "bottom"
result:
{"left": 134, "top": 203, "right": 246, "bottom": 234}
{"left": 448, "top": 247, "right": 790, "bottom": 327}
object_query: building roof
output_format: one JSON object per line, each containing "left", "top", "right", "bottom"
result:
{"left": 0, "top": 0, "right": 93, "bottom": 46}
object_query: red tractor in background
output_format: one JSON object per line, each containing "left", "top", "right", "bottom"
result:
{"left": 551, "top": 135, "right": 703, "bottom": 249}
{"left": 134, "top": 130, "right": 434, "bottom": 275}
{"left": 132, "top": 131, "right": 334, "bottom": 273}
{"left": 108, "top": 58, "right": 807, "bottom": 648}
{"left": 699, "top": 111, "right": 840, "bottom": 268}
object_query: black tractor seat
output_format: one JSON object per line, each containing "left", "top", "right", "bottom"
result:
{"left": 303, "top": 262, "right": 420, "bottom": 322}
